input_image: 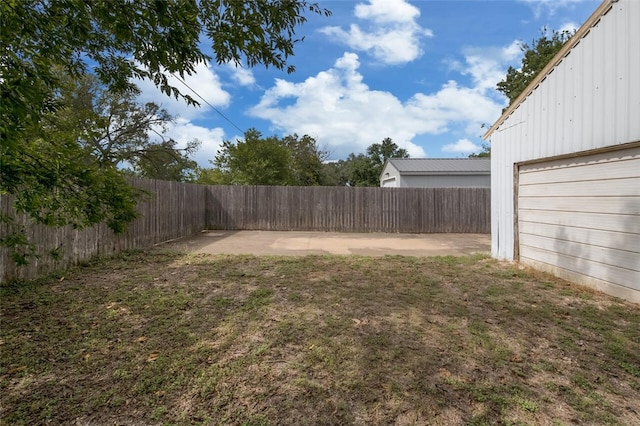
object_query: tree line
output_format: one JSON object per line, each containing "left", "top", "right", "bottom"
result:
{"left": 197, "top": 132, "right": 409, "bottom": 187}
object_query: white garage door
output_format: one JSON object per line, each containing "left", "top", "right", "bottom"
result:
{"left": 381, "top": 177, "right": 397, "bottom": 188}
{"left": 517, "top": 144, "right": 640, "bottom": 302}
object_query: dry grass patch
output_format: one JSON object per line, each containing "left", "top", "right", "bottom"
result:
{"left": 1, "top": 250, "right": 639, "bottom": 425}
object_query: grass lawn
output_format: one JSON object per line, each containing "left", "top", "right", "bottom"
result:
{"left": 1, "top": 250, "right": 639, "bottom": 425}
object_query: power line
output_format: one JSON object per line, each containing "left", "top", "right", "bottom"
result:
{"left": 171, "top": 73, "right": 245, "bottom": 134}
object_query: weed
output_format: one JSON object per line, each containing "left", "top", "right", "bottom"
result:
{"left": 152, "top": 405, "right": 167, "bottom": 420}
{"left": 515, "top": 397, "right": 539, "bottom": 412}
{"left": 572, "top": 373, "right": 593, "bottom": 390}
{"left": 242, "top": 416, "right": 270, "bottom": 426}
{"left": 243, "top": 288, "right": 274, "bottom": 311}
{"left": 620, "top": 361, "right": 639, "bottom": 377}
{"left": 484, "top": 285, "right": 509, "bottom": 297}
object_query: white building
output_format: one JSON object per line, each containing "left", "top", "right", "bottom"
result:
{"left": 484, "top": 0, "right": 640, "bottom": 302}
{"left": 379, "top": 158, "right": 490, "bottom": 188}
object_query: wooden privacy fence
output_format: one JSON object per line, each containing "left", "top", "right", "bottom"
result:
{"left": 1, "top": 181, "right": 489, "bottom": 282}
{"left": 0, "top": 178, "right": 206, "bottom": 282}
{"left": 206, "top": 186, "right": 490, "bottom": 234}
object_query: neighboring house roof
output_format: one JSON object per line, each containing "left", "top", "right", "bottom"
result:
{"left": 385, "top": 158, "right": 490, "bottom": 175}
{"left": 483, "top": 0, "right": 616, "bottom": 140}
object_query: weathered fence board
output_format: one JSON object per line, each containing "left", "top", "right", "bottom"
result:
{"left": 1, "top": 181, "right": 489, "bottom": 283}
{"left": 206, "top": 186, "right": 490, "bottom": 234}
{"left": 1, "top": 178, "right": 206, "bottom": 282}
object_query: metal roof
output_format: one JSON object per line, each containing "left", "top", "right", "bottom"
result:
{"left": 386, "top": 158, "right": 490, "bottom": 174}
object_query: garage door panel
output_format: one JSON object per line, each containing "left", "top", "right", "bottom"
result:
{"left": 520, "top": 233, "right": 640, "bottom": 272}
{"left": 519, "top": 210, "right": 640, "bottom": 234}
{"left": 519, "top": 157, "right": 640, "bottom": 185}
{"left": 519, "top": 147, "right": 640, "bottom": 174}
{"left": 517, "top": 145, "right": 640, "bottom": 300}
{"left": 519, "top": 221, "right": 637, "bottom": 248}
{"left": 518, "top": 177, "right": 640, "bottom": 197}
{"left": 518, "top": 196, "right": 640, "bottom": 215}
{"left": 520, "top": 246, "right": 638, "bottom": 290}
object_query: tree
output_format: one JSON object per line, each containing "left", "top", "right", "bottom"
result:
{"left": 214, "top": 129, "right": 295, "bottom": 185}
{"left": 322, "top": 160, "right": 352, "bottom": 186}
{"left": 209, "top": 130, "right": 328, "bottom": 186}
{"left": 2, "top": 1, "right": 331, "bottom": 126}
{"left": 195, "top": 167, "right": 231, "bottom": 186}
{"left": 344, "top": 153, "right": 378, "bottom": 187}
{"left": 283, "top": 134, "right": 329, "bottom": 186}
{"left": 469, "top": 143, "right": 491, "bottom": 158}
{"left": 133, "top": 140, "right": 200, "bottom": 182}
{"left": 57, "top": 72, "right": 200, "bottom": 181}
{"left": 1, "top": 0, "right": 330, "bottom": 235}
{"left": 1, "top": 68, "right": 208, "bottom": 263}
{"left": 1, "top": 2, "right": 329, "bottom": 267}
{"left": 318, "top": 138, "right": 411, "bottom": 187}
{"left": 367, "top": 138, "right": 410, "bottom": 166}
{"left": 2, "top": 78, "right": 143, "bottom": 233}
{"left": 366, "top": 137, "right": 409, "bottom": 183}
{"left": 340, "top": 138, "right": 409, "bottom": 187}
{"left": 497, "top": 29, "right": 573, "bottom": 105}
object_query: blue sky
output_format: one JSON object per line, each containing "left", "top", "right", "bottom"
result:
{"left": 136, "top": 0, "right": 601, "bottom": 167}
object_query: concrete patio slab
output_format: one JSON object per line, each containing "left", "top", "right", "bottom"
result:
{"left": 160, "top": 230, "right": 490, "bottom": 257}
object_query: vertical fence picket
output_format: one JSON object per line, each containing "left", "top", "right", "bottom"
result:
{"left": 2, "top": 182, "right": 489, "bottom": 282}
{"left": 204, "top": 185, "right": 489, "bottom": 235}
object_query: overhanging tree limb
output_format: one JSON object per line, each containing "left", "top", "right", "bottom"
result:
{"left": 1, "top": 0, "right": 330, "bottom": 230}
{"left": 0, "top": 0, "right": 330, "bottom": 266}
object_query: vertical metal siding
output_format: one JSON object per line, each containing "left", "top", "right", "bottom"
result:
{"left": 489, "top": 0, "right": 640, "bottom": 260}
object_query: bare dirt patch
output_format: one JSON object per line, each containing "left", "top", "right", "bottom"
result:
{"left": 1, "top": 250, "right": 638, "bottom": 425}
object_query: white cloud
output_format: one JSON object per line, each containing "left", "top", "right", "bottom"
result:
{"left": 165, "top": 118, "right": 226, "bottom": 167}
{"left": 442, "top": 138, "right": 481, "bottom": 154}
{"left": 224, "top": 63, "right": 256, "bottom": 87}
{"left": 408, "top": 81, "right": 503, "bottom": 134}
{"left": 519, "top": 0, "right": 586, "bottom": 18}
{"left": 459, "top": 41, "right": 523, "bottom": 93}
{"left": 135, "top": 61, "right": 230, "bottom": 120}
{"left": 502, "top": 40, "right": 524, "bottom": 62}
{"left": 559, "top": 21, "right": 580, "bottom": 34}
{"left": 320, "top": 0, "right": 433, "bottom": 65}
{"left": 354, "top": 0, "right": 420, "bottom": 23}
{"left": 248, "top": 52, "right": 504, "bottom": 159}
